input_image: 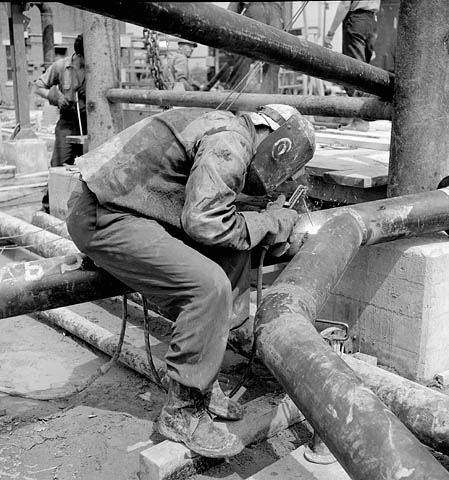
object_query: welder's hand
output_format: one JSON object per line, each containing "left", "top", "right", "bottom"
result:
{"left": 263, "top": 195, "right": 298, "bottom": 257}
{"left": 324, "top": 33, "right": 334, "bottom": 49}
{"left": 48, "top": 86, "right": 70, "bottom": 110}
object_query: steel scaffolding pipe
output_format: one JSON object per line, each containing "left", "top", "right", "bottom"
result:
{"left": 255, "top": 213, "right": 449, "bottom": 479}
{"left": 106, "top": 89, "right": 392, "bottom": 121}
{"left": 64, "top": 1, "right": 394, "bottom": 99}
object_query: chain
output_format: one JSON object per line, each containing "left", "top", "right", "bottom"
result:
{"left": 143, "top": 28, "right": 166, "bottom": 90}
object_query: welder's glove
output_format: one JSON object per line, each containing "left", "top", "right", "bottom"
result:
{"left": 48, "top": 86, "right": 70, "bottom": 110}
{"left": 262, "top": 195, "right": 298, "bottom": 257}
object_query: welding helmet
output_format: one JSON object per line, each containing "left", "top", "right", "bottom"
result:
{"left": 244, "top": 104, "right": 315, "bottom": 195}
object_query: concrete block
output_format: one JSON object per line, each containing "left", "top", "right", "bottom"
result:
{"left": 48, "top": 166, "right": 80, "bottom": 220}
{"left": 139, "top": 394, "right": 304, "bottom": 480}
{"left": 434, "top": 370, "right": 449, "bottom": 387}
{"left": 3, "top": 138, "right": 49, "bottom": 175}
{"left": 322, "top": 233, "right": 449, "bottom": 382}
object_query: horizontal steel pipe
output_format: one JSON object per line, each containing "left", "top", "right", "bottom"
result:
{"left": 0, "top": 253, "right": 131, "bottom": 319}
{"left": 255, "top": 213, "right": 449, "bottom": 479}
{"left": 289, "top": 185, "right": 449, "bottom": 254}
{"left": 0, "top": 210, "right": 77, "bottom": 257}
{"left": 107, "top": 89, "right": 392, "bottom": 121}
{"left": 64, "top": 1, "right": 394, "bottom": 99}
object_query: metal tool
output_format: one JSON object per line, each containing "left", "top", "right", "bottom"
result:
{"left": 285, "top": 184, "right": 314, "bottom": 226}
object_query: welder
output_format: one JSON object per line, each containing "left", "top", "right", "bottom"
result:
{"left": 66, "top": 104, "right": 315, "bottom": 458}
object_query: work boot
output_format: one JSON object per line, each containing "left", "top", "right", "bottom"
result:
{"left": 204, "top": 379, "right": 244, "bottom": 421}
{"left": 158, "top": 379, "right": 244, "bottom": 458}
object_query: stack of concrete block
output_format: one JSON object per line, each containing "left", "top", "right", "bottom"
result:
{"left": 321, "top": 233, "right": 449, "bottom": 382}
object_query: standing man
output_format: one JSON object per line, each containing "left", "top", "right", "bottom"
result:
{"left": 66, "top": 104, "right": 315, "bottom": 458}
{"left": 165, "top": 40, "right": 202, "bottom": 91}
{"left": 226, "top": 2, "right": 284, "bottom": 94}
{"left": 35, "top": 34, "right": 86, "bottom": 212}
{"left": 324, "top": 1, "right": 380, "bottom": 130}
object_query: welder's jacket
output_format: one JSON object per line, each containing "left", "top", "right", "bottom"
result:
{"left": 76, "top": 108, "right": 267, "bottom": 250}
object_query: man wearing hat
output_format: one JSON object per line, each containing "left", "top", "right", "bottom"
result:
{"left": 165, "top": 40, "right": 201, "bottom": 91}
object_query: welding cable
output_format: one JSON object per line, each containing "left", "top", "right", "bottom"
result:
{"left": 0, "top": 294, "right": 129, "bottom": 401}
{"left": 229, "top": 245, "right": 268, "bottom": 398}
{"left": 141, "top": 295, "right": 167, "bottom": 392}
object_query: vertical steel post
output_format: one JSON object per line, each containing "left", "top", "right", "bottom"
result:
{"left": 8, "top": 2, "right": 35, "bottom": 139}
{"left": 82, "top": 11, "right": 123, "bottom": 149}
{"left": 388, "top": 0, "right": 449, "bottom": 196}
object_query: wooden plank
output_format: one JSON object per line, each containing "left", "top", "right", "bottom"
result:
{"left": 300, "top": 175, "right": 386, "bottom": 204}
{"left": 323, "top": 166, "right": 388, "bottom": 188}
{"left": 315, "top": 131, "right": 390, "bottom": 151}
{"left": 139, "top": 394, "right": 305, "bottom": 480}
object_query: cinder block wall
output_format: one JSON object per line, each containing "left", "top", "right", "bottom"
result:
{"left": 320, "top": 234, "right": 449, "bottom": 382}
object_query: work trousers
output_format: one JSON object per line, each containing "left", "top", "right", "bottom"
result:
{"left": 343, "top": 10, "right": 377, "bottom": 96}
{"left": 66, "top": 180, "right": 250, "bottom": 391}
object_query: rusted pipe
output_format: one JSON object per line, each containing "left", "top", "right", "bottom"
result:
{"left": 106, "top": 89, "right": 392, "bottom": 121}
{"left": 0, "top": 210, "right": 77, "bottom": 257}
{"left": 255, "top": 213, "right": 449, "bottom": 479}
{"left": 63, "top": 1, "right": 394, "bottom": 98}
{"left": 35, "top": 307, "right": 165, "bottom": 384}
{"left": 344, "top": 354, "right": 449, "bottom": 456}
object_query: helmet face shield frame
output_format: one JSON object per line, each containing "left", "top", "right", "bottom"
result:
{"left": 244, "top": 112, "right": 316, "bottom": 196}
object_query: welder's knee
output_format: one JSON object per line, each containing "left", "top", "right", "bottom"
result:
{"left": 194, "top": 260, "right": 233, "bottom": 311}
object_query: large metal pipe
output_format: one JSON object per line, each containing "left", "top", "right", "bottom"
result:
{"left": 106, "top": 89, "right": 392, "bottom": 121}
{"left": 388, "top": 0, "right": 449, "bottom": 197}
{"left": 63, "top": 1, "right": 394, "bottom": 99}
{"left": 255, "top": 213, "right": 449, "bottom": 479}
{"left": 288, "top": 186, "right": 449, "bottom": 255}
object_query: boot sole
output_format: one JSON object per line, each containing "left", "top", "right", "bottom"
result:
{"left": 158, "top": 421, "right": 244, "bottom": 459}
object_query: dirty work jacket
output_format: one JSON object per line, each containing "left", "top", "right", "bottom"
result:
{"left": 77, "top": 108, "right": 270, "bottom": 250}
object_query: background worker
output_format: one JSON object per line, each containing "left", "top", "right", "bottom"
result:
{"left": 225, "top": 2, "right": 284, "bottom": 94}
{"left": 35, "top": 34, "right": 87, "bottom": 212}
{"left": 165, "top": 40, "right": 202, "bottom": 91}
{"left": 324, "top": 0, "right": 381, "bottom": 130}
{"left": 66, "top": 104, "right": 315, "bottom": 458}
